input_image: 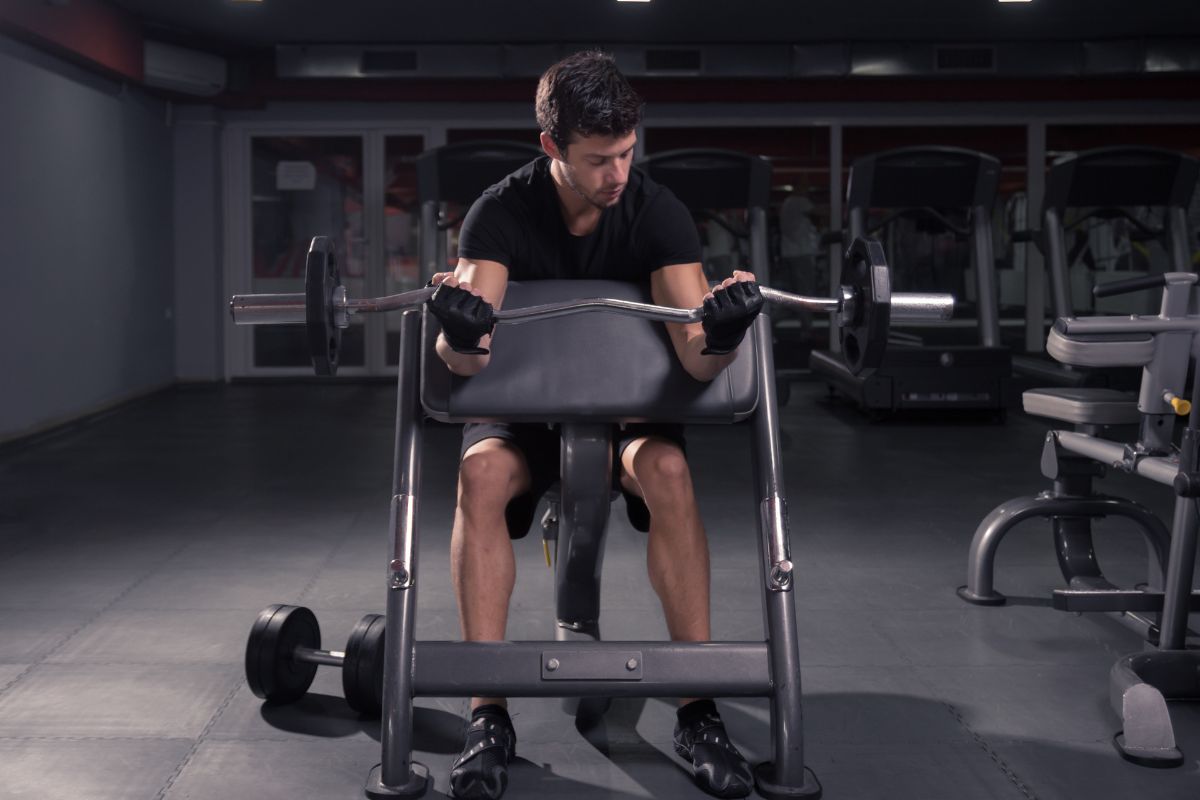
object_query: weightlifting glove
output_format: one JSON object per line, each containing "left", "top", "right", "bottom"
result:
{"left": 428, "top": 283, "right": 495, "bottom": 355}
{"left": 701, "top": 281, "right": 764, "bottom": 355}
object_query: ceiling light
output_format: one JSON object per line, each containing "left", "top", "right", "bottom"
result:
{"left": 617, "top": 0, "right": 652, "bottom": 4}
{"left": 997, "top": 0, "right": 1032, "bottom": 3}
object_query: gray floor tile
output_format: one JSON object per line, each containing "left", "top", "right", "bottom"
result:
{"left": 802, "top": 742, "right": 1029, "bottom": 800}
{"left": 0, "top": 663, "right": 31, "bottom": 692}
{"left": 207, "top": 669, "right": 382, "bottom": 743}
{"left": 110, "top": 567, "right": 317, "bottom": 611}
{"left": 208, "top": 667, "right": 464, "bottom": 749}
{"left": 161, "top": 529, "right": 341, "bottom": 572}
{"left": 0, "top": 663, "right": 239, "bottom": 738}
{"left": 723, "top": 669, "right": 966, "bottom": 748}
{"left": 0, "top": 529, "right": 188, "bottom": 572}
{"left": 874, "top": 604, "right": 1125, "bottom": 667}
{"left": 991, "top": 740, "right": 1200, "bottom": 800}
{"left": 796, "top": 562, "right": 997, "bottom": 612}
{"left": 46, "top": 609, "right": 252, "bottom": 665}
{"left": 0, "top": 739, "right": 193, "bottom": 800}
{"left": 162, "top": 738, "right": 377, "bottom": 800}
{"left": 0, "top": 609, "right": 89, "bottom": 663}
{"left": 305, "top": 566, "right": 411, "bottom": 610}
{"left": 0, "top": 568, "right": 143, "bottom": 609}
{"left": 913, "top": 663, "right": 1126, "bottom": 744}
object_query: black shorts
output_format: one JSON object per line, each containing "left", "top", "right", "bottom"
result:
{"left": 459, "top": 422, "right": 686, "bottom": 540}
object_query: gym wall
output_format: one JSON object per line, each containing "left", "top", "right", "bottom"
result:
{"left": 0, "top": 35, "right": 174, "bottom": 441}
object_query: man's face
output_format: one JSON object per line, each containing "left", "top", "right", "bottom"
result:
{"left": 555, "top": 130, "right": 637, "bottom": 210}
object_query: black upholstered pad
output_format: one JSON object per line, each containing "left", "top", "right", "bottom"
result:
{"left": 421, "top": 280, "right": 760, "bottom": 424}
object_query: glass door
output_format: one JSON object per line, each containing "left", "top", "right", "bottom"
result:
{"left": 231, "top": 129, "right": 430, "bottom": 377}
{"left": 383, "top": 135, "right": 424, "bottom": 366}
{"left": 246, "top": 134, "right": 367, "bottom": 372}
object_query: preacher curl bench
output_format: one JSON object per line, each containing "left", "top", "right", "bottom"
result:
{"left": 230, "top": 236, "right": 952, "bottom": 798}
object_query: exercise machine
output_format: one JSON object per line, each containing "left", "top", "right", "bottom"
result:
{"left": 810, "top": 146, "right": 1011, "bottom": 415}
{"left": 229, "top": 235, "right": 951, "bottom": 798}
{"left": 961, "top": 272, "right": 1200, "bottom": 767}
{"left": 638, "top": 148, "right": 808, "bottom": 401}
{"left": 416, "top": 140, "right": 543, "bottom": 282}
{"left": 1011, "top": 146, "right": 1199, "bottom": 389}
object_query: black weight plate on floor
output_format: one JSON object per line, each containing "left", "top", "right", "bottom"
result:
{"left": 305, "top": 236, "right": 341, "bottom": 376}
{"left": 839, "top": 237, "right": 891, "bottom": 377}
{"left": 343, "top": 613, "right": 386, "bottom": 717}
{"left": 245, "top": 604, "right": 320, "bottom": 703}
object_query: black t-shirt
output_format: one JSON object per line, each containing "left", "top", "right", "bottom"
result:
{"left": 457, "top": 156, "right": 701, "bottom": 281}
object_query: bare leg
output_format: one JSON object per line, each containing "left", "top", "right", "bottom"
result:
{"left": 620, "top": 436, "right": 711, "bottom": 706}
{"left": 452, "top": 438, "right": 531, "bottom": 712}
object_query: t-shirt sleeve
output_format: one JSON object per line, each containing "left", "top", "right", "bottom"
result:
{"left": 457, "top": 193, "right": 518, "bottom": 267}
{"left": 639, "top": 190, "right": 703, "bottom": 271}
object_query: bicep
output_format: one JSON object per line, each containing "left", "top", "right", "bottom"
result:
{"left": 454, "top": 258, "right": 510, "bottom": 309}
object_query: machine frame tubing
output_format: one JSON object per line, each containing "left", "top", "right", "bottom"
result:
{"left": 368, "top": 308, "right": 429, "bottom": 799}
{"left": 555, "top": 423, "right": 615, "bottom": 632}
{"left": 747, "top": 315, "right": 816, "bottom": 793}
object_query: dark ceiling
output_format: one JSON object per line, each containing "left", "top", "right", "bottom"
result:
{"left": 111, "top": 0, "right": 1200, "bottom": 52}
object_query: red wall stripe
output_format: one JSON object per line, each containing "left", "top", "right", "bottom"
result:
{"left": 2, "top": 0, "right": 143, "bottom": 81}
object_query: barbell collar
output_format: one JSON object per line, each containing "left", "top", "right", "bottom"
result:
{"left": 229, "top": 293, "right": 307, "bottom": 326}
{"left": 890, "top": 293, "right": 955, "bottom": 322}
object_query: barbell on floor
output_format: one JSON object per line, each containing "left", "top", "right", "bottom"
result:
{"left": 230, "top": 235, "right": 954, "bottom": 377}
{"left": 246, "top": 604, "right": 387, "bottom": 717}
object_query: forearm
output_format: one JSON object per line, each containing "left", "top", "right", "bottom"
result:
{"left": 679, "top": 332, "right": 737, "bottom": 382}
{"left": 436, "top": 333, "right": 492, "bottom": 376}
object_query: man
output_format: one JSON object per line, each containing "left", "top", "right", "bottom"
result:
{"left": 426, "top": 50, "right": 763, "bottom": 800}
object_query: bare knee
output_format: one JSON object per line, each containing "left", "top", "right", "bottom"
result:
{"left": 458, "top": 445, "right": 526, "bottom": 516}
{"left": 632, "top": 441, "right": 693, "bottom": 502}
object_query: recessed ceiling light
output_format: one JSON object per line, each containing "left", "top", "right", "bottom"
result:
{"left": 998, "top": 0, "right": 1033, "bottom": 4}
{"left": 617, "top": 0, "right": 652, "bottom": 4}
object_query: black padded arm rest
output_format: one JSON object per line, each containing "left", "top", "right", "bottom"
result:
{"left": 421, "top": 280, "right": 760, "bottom": 424}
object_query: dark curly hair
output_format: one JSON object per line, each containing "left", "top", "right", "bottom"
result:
{"left": 535, "top": 51, "right": 644, "bottom": 155}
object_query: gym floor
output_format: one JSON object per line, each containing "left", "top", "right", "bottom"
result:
{"left": 0, "top": 380, "right": 1197, "bottom": 800}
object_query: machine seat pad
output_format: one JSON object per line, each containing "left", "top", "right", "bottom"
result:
{"left": 1046, "top": 327, "right": 1154, "bottom": 368}
{"left": 422, "top": 280, "right": 759, "bottom": 424}
{"left": 1022, "top": 387, "right": 1140, "bottom": 425}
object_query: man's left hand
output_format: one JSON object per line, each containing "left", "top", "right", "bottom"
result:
{"left": 701, "top": 270, "right": 763, "bottom": 355}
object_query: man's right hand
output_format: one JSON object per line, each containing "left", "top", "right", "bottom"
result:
{"left": 428, "top": 275, "right": 495, "bottom": 355}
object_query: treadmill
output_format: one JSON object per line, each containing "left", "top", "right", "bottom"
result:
{"left": 415, "top": 140, "right": 544, "bottom": 282}
{"left": 638, "top": 148, "right": 796, "bottom": 399}
{"left": 810, "top": 146, "right": 1011, "bottom": 415}
{"left": 1011, "top": 146, "right": 1200, "bottom": 388}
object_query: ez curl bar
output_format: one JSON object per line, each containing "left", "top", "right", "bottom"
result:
{"left": 230, "top": 235, "right": 955, "bottom": 377}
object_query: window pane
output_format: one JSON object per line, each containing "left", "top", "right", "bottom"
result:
{"left": 250, "top": 135, "right": 365, "bottom": 368}
{"left": 384, "top": 135, "right": 425, "bottom": 366}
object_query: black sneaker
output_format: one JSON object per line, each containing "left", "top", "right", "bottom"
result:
{"left": 449, "top": 705, "right": 516, "bottom": 799}
{"left": 673, "top": 701, "right": 753, "bottom": 799}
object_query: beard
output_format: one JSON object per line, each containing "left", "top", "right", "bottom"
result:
{"left": 560, "top": 163, "right": 623, "bottom": 210}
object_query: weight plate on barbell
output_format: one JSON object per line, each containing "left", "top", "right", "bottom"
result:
{"left": 839, "top": 237, "right": 891, "bottom": 377}
{"left": 305, "top": 236, "right": 341, "bottom": 376}
{"left": 342, "top": 613, "right": 386, "bottom": 717}
{"left": 245, "top": 604, "right": 321, "bottom": 704}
